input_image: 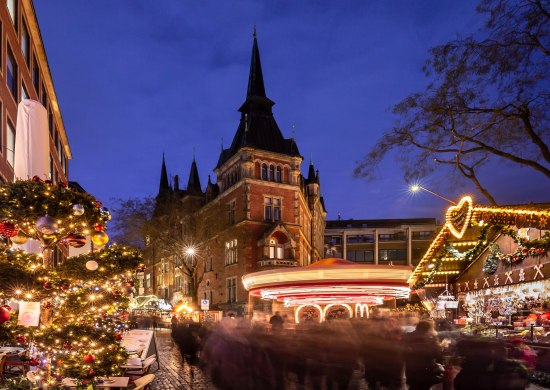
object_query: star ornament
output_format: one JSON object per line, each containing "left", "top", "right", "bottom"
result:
{"left": 445, "top": 196, "right": 474, "bottom": 239}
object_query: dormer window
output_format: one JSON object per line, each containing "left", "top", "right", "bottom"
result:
{"left": 268, "top": 238, "right": 284, "bottom": 259}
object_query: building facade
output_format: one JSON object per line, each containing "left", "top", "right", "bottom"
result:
{"left": 1, "top": 0, "right": 70, "bottom": 265}
{"left": 0, "top": 0, "right": 69, "bottom": 185}
{"left": 324, "top": 218, "right": 440, "bottom": 267}
{"left": 143, "top": 33, "right": 326, "bottom": 315}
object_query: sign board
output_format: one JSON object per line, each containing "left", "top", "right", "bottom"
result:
{"left": 121, "top": 329, "right": 155, "bottom": 359}
{"left": 201, "top": 299, "right": 209, "bottom": 310}
{"left": 17, "top": 301, "right": 40, "bottom": 326}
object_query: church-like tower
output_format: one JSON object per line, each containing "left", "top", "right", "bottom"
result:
{"left": 146, "top": 31, "right": 326, "bottom": 315}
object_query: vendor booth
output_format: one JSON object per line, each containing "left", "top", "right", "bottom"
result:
{"left": 410, "top": 196, "right": 550, "bottom": 339}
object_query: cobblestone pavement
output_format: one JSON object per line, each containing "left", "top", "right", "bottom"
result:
{"left": 150, "top": 329, "right": 216, "bottom": 390}
{"left": 149, "top": 329, "right": 548, "bottom": 390}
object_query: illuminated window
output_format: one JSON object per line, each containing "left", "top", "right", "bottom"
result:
{"left": 226, "top": 277, "right": 237, "bottom": 303}
{"left": 145, "top": 274, "right": 151, "bottom": 288}
{"left": 225, "top": 239, "right": 237, "bottom": 266}
{"left": 6, "top": 121, "right": 15, "bottom": 168}
{"left": 379, "top": 249, "right": 407, "bottom": 263}
{"left": 264, "top": 197, "right": 281, "bottom": 222}
{"left": 268, "top": 238, "right": 284, "bottom": 259}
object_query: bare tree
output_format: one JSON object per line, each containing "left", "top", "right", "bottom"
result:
{"left": 355, "top": 0, "right": 550, "bottom": 204}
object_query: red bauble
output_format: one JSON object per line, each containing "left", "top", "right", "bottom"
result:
{"left": 32, "top": 176, "right": 43, "bottom": 183}
{"left": 16, "top": 335, "right": 27, "bottom": 344}
{"left": 114, "top": 333, "right": 123, "bottom": 341}
{"left": 29, "top": 358, "right": 40, "bottom": 367}
{"left": 64, "top": 233, "right": 86, "bottom": 248}
{"left": 0, "top": 306, "right": 10, "bottom": 323}
{"left": 42, "top": 301, "right": 54, "bottom": 309}
{"left": 63, "top": 342, "right": 72, "bottom": 350}
{"left": 43, "top": 281, "right": 53, "bottom": 290}
{"left": 83, "top": 354, "right": 95, "bottom": 364}
{"left": 1, "top": 305, "right": 11, "bottom": 311}
{"left": 94, "top": 224, "right": 104, "bottom": 231}
{"left": 92, "top": 201, "right": 103, "bottom": 208}
{"left": 137, "top": 264, "right": 146, "bottom": 272}
{"left": 126, "top": 280, "right": 135, "bottom": 287}
{"left": 0, "top": 222, "right": 18, "bottom": 238}
{"left": 60, "top": 283, "right": 70, "bottom": 291}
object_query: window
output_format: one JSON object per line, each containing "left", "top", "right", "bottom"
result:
{"left": 6, "top": 48, "right": 17, "bottom": 101}
{"left": 268, "top": 238, "right": 284, "bottom": 259}
{"left": 6, "top": 121, "right": 15, "bottom": 168}
{"left": 225, "top": 239, "right": 237, "bottom": 266}
{"left": 41, "top": 83, "right": 47, "bottom": 107}
{"left": 412, "top": 231, "right": 434, "bottom": 240}
{"left": 21, "top": 83, "right": 28, "bottom": 101}
{"left": 330, "top": 236, "right": 343, "bottom": 245}
{"left": 32, "top": 57, "right": 39, "bottom": 93}
{"left": 378, "top": 232, "right": 407, "bottom": 241}
{"left": 21, "top": 20, "right": 29, "bottom": 66}
{"left": 346, "top": 250, "right": 374, "bottom": 263}
{"left": 6, "top": 0, "right": 16, "bottom": 27}
{"left": 174, "top": 275, "right": 181, "bottom": 291}
{"left": 269, "top": 165, "right": 274, "bottom": 181}
{"left": 206, "top": 255, "right": 213, "bottom": 272}
{"left": 228, "top": 200, "right": 235, "bottom": 224}
{"left": 276, "top": 166, "right": 282, "bottom": 182}
{"left": 379, "top": 249, "right": 407, "bottom": 264}
{"left": 145, "top": 274, "right": 151, "bottom": 288}
{"left": 183, "top": 281, "right": 189, "bottom": 296}
{"left": 226, "top": 277, "right": 237, "bottom": 303}
{"left": 347, "top": 234, "right": 374, "bottom": 244}
{"left": 264, "top": 197, "right": 281, "bottom": 222}
{"left": 261, "top": 163, "right": 267, "bottom": 180}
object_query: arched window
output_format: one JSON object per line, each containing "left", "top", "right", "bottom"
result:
{"left": 261, "top": 164, "right": 268, "bottom": 180}
{"left": 276, "top": 166, "right": 282, "bottom": 182}
{"left": 269, "top": 165, "right": 275, "bottom": 181}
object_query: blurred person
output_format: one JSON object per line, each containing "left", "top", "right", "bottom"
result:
{"left": 324, "top": 320, "right": 360, "bottom": 390}
{"left": 404, "top": 319, "right": 444, "bottom": 390}
{"left": 269, "top": 311, "right": 284, "bottom": 332}
{"left": 509, "top": 338, "right": 537, "bottom": 371}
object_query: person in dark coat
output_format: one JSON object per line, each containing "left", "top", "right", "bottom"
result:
{"left": 404, "top": 319, "right": 443, "bottom": 390}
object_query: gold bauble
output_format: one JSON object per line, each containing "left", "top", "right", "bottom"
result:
{"left": 10, "top": 233, "right": 28, "bottom": 245}
{"left": 91, "top": 231, "right": 109, "bottom": 246}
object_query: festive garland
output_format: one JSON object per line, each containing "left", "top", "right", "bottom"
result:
{"left": 494, "top": 228, "right": 550, "bottom": 264}
{"left": 445, "top": 224, "right": 491, "bottom": 262}
{"left": 411, "top": 254, "right": 443, "bottom": 290}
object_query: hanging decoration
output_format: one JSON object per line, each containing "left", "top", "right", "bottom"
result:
{"left": 482, "top": 244, "right": 500, "bottom": 274}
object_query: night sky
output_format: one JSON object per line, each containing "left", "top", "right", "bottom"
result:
{"left": 33, "top": 1, "right": 550, "bottom": 223}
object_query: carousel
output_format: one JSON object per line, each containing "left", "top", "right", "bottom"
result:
{"left": 242, "top": 258, "right": 412, "bottom": 323}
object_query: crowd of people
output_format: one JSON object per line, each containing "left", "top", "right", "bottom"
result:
{"left": 171, "top": 314, "right": 536, "bottom": 390}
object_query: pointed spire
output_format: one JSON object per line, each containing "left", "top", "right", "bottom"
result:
{"left": 186, "top": 157, "right": 202, "bottom": 196}
{"left": 315, "top": 169, "right": 320, "bottom": 185}
{"left": 246, "top": 27, "right": 266, "bottom": 98}
{"left": 158, "top": 153, "right": 170, "bottom": 197}
{"left": 174, "top": 174, "right": 180, "bottom": 192}
{"left": 307, "top": 160, "right": 316, "bottom": 183}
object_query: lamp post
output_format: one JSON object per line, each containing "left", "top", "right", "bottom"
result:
{"left": 410, "top": 184, "right": 457, "bottom": 205}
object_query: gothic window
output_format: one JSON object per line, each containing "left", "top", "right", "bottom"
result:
{"left": 225, "top": 239, "right": 238, "bottom": 265}
{"left": 276, "top": 166, "right": 282, "bottom": 182}
{"left": 264, "top": 197, "right": 282, "bottom": 222}
{"left": 261, "top": 164, "right": 267, "bottom": 180}
{"left": 269, "top": 165, "right": 275, "bottom": 181}
{"left": 226, "top": 277, "right": 237, "bottom": 303}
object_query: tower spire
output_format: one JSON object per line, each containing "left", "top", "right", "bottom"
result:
{"left": 187, "top": 157, "right": 202, "bottom": 196}
{"left": 158, "top": 153, "right": 170, "bottom": 197}
{"left": 246, "top": 27, "right": 266, "bottom": 98}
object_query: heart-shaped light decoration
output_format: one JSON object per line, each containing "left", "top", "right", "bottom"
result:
{"left": 445, "top": 196, "right": 473, "bottom": 239}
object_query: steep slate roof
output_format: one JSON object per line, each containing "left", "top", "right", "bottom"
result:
{"left": 216, "top": 32, "right": 301, "bottom": 168}
{"left": 186, "top": 158, "right": 203, "bottom": 196}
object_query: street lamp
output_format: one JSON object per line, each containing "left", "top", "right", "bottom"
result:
{"left": 409, "top": 184, "right": 456, "bottom": 205}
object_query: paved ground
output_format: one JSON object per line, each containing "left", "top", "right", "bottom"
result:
{"left": 149, "top": 329, "right": 549, "bottom": 390}
{"left": 150, "top": 329, "right": 216, "bottom": 390}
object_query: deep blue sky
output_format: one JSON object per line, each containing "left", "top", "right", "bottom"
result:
{"left": 34, "top": 1, "right": 550, "bottom": 223}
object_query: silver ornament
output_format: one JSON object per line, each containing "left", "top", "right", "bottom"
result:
{"left": 72, "top": 204, "right": 85, "bottom": 216}
{"left": 36, "top": 216, "right": 58, "bottom": 235}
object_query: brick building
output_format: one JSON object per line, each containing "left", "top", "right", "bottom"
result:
{"left": 144, "top": 32, "right": 326, "bottom": 315}
{"left": 0, "top": 0, "right": 69, "bottom": 185}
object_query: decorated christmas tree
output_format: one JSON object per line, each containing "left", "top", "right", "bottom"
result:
{"left": 0, "top": 179, "right": 143, "bottom": 388}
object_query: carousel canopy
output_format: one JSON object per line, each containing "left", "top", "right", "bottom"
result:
{"left": 242, "top": 258, "right": 412, "bottom": 306}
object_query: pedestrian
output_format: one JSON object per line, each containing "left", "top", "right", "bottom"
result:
{"left": 171, "top": 314, "right": 179, "bottom": 330}
{"left": 269, "top": 311, "right": 284, "bottom": 332}
{"left": 404, "top": 319, "right": 444, "bottom": 390}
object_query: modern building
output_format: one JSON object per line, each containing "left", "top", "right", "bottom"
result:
{"left": 143, "top": 32, "right": 326, "bottom": 316}
{"left": 0, "top": 0, "right": 70, "bottom": 265}
{"left": 0, "top": 0, "right": 70, "bottom": 185}
{"left": 324, "top": 218, "right": 440, "bottom": 267}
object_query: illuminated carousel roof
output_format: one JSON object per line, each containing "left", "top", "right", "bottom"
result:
{"left": 242, "top": 258, "right": 413, "bottom": 306}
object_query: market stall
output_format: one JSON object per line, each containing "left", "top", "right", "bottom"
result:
{"left": 409, "top": 196, "right": 550, "bottom": 340}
